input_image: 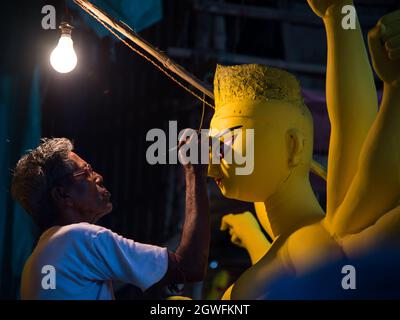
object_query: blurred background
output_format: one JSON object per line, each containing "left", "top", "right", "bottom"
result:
{"left": 0, "top": 0, "right": 398, "bottom": 299}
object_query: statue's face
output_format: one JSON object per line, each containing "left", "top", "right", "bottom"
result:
{"left": 209, "top": 99, "right": 296, "bottom": 202}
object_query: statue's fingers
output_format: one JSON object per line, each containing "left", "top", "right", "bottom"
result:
{"left": 220, "top": 214, "right": 234, "bottom": 231}
{"left": 385, "top": 35, "right": 400, "bottom": 51}
{"left": 388, "top": 48, "right": 400, "bottom": 60}
{"left": 381, "top": 23, "right": 400, "bottom": 43}
{"left": 220, "top": 220, "right": 228, "bottom": 231}
{"left": 368, "top": 24, "right": 388, "bottom": 67}
{"left": 231, "top": 234, "right": 242, "bottom": 246}
{"left": 380, "top": 10, "right": 400, "bottom": 29}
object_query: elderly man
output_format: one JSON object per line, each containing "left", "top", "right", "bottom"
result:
{"left": 11, "top": 137, "right": 209, "bottom": 299}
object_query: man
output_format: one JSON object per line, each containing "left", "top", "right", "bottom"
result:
{"left": 11, "top": 136, "right": 209, "bottom": 299}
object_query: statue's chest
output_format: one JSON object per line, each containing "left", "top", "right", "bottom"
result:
{"left": 234, "top": 228, "right": 348, "bottom": 299}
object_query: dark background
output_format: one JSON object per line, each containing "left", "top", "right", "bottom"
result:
{"left": 1, "top": 0, "right": 398, "bottom": 299}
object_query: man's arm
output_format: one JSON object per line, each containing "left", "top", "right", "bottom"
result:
{"left": 159, "top": 132, "right": 210, "bottom": 286}
{"left": 307, "top": 0, "right": 378, "bottom": 223}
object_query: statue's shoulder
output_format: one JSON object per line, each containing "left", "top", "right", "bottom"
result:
{"left": 231, "top": 236, "right": 291, "bottom": 299}
{"left": 285, "top": 220, "right": 344, "bottom": 275}
{"left": 342, "top": 204, "right": 400, "bottom": 257}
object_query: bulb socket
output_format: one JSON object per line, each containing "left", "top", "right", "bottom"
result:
{"left": 59, "top": 22, "right": 74, "bottom": 36}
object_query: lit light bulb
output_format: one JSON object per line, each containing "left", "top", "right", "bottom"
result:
{"left": 50, "top": 22, "right": 77, "bottom": 73}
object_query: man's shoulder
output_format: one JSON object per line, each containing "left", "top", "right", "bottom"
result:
{"left": 61, "top": 222, "right": 107, "bottom": 233}
{"left": 41, "top": 223, "right": 110, "bottom": 244}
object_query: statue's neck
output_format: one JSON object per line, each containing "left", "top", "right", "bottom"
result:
{"left": 264, "top": 174, "right": 324, "bottom": 239}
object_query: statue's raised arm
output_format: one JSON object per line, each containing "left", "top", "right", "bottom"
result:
{"left": 332, "top": 10, "right": 400, "bottom": 235}
{"left": 307, "top": 0, "right": 378, "bottom": 223}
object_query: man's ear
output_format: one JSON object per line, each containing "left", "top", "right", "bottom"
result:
{"left": 286, "top": 129, "right": 304, "bottom": 168}
{"left": 51, "top": 186, "right": 73, "bottom": 207}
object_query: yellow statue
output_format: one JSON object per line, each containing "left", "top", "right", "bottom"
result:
{"left": 205, "top": 270, "right": 231, "bottom": 300}
{"left": 210, "top": 0, "right": 400, "bottom": 298}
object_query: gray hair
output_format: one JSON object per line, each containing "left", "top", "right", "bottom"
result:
{"left": 11, "top": 138, "right": 75, "bottom": 230}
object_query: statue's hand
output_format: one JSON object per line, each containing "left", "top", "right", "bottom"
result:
{"left": 220, "top": 212, "right": 261, "bottom": 248}
{"left": 307, "top": 0, "right": 352, "bottom": 19}
{"left": 368, "top": 10, "right": 400, "bottom": 86}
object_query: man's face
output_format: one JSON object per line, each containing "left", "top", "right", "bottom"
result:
{"left": 63, "top": 152, "right": 112, "bottom": 223}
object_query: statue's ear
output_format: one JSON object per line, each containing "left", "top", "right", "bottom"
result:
{"left": 286, "top": 129, "right": 304, "bottom": 168}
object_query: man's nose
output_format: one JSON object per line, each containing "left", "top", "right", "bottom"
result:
{"left": 94, "top": 172, "right": 104, "bottom": 184}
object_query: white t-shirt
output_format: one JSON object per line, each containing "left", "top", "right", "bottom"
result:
{"left": 20, "top": 222, "right": 168, "bottom": 300}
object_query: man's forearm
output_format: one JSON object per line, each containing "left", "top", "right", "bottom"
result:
{"left": 175, "top": 168, "right": 210, "bottom": 281}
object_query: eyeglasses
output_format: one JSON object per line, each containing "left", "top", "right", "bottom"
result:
{"left": 49, "top": 163, "right": 96, "bottom": 192}
{"left": 71, "top": 163, "right": 94, "bottom": 178}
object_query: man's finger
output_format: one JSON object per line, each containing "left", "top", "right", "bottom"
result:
{"left": 178, "top": 129, "right": 197, "bottom": 146}
{"left": 177, "top": 130, "right": 199, "bottom": 166}
{"left": 177, "top": 129, "right": 191, "bottom": 149}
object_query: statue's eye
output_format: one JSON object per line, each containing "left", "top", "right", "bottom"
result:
{"left": 219, "top": 134, "right": 237, "bottom": 159}
{"left": 224, "top": 134, "right": 236, "bottom": 147}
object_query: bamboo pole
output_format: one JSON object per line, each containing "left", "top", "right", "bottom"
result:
{"left": 73, "top": 0, "right": 214, "bottom": 99}
{"left": 72, "top": 0, "right": 327, "bottom": 181}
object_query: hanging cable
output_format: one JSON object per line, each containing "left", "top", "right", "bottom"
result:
{"left": 78, "top": 5, "right": 215, "bottom": 110}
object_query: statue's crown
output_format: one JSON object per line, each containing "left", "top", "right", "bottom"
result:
{"left": 214, "top": 64, "right": 303, "bottom": 109}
